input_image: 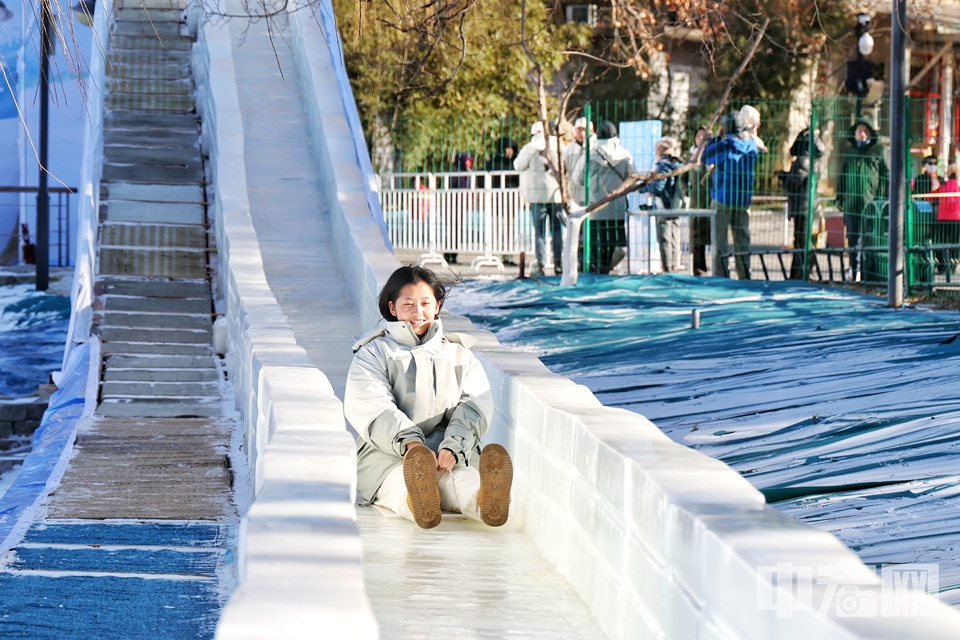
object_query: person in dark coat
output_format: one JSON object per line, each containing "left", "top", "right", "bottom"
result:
{"left": 485, "top": 137, "right": 519, "bottom": 188}
{"left": 688, "top": 126, "right": 712, "bottom": 276}
{"left": 446, "top": 152, "right": 475, "bottom": 264}
{"left": 780, "top": 128, "right": 825, "bottom": 280}
{"left": 836, "top": 121, "right": 888, "bottom": 281}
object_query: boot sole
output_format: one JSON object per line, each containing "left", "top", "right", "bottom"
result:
{"left": 479, "top": 443, "right": 513, "bottom": 527}
{"left": 403, "top": 444, "right": 441, "bottom": 529}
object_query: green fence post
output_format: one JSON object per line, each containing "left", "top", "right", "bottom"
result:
{"left": 803, "top": 103, "right": 818, "bottom": 281}
{"left": 584, "top": 102, "right": 592, "bottom": 274}
{"left": 904, "top": 95, "right": 914, "bottom": 294}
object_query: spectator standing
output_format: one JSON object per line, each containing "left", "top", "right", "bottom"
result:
{"left": 688, "top": 127, "right": 713, "bottom": 276}
{"left": 935, "top": 163, "right": 960, "bottom": 273}
{"left": 781, "top": 128, "right": 825, "bottom": 280}
{"left": 515, "top": 121, "right": 563, "bottom": 275}
{"left": 571, "top": 120, "right": 636, "bottom": 273}
{"left": 912, "top": 154, "right": 942, "bottom": 221}
{"left": 702, "top": 105, "right": 764, "bottom": 279}
{"left": 638, "top": 136, "right": 685, "bottom": 272}
{"left": 561, "top": 118, "right": 596, "bottom": 205}
{"left": 913, "top": 154, "right": 943, "bottom": 196}
{"left": 485, "top": 136, "right": 519, "bottom": 188}
{"left": 836, "top": 121, "right": 888, "bottom": 281}
{"left": 445, "top": 152, "right": 474, "bottom": 264}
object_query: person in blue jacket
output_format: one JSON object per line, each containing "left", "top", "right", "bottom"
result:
{"left": 702, "top": 106, "right": 765, "bottom": 279}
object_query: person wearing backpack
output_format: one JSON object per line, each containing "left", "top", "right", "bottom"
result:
{"left": 638, "top": 137, "right": 685, "bottom": 272}
{"left": 571, "top": 120, "right": 636, "bottom": 273}
{"left": 780, "top": 128, "right": 824, "bottom": 280}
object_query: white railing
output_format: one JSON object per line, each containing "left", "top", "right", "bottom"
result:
{"left": 379, "top": 171, "right": 535, "bottom": 270}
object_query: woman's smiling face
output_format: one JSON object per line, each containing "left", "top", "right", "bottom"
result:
{"left": 389, "top": 281, "right": 439, "bottom": 336}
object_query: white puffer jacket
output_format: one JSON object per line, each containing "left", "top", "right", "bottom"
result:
{"left": 514, "top": 133, "right": 562, "bottom": 204}
{"left": 571, "top": 137, "right": 636, "bottom": 215}
{"left": 561, "top": 134, "right": 597, "bottom": 205}
{"left": 344, "top": 318, "right": 493, "bottom": 502}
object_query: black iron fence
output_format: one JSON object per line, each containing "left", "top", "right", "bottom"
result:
{"left": 0, "top": 187, "right": 74, "bottom": 267}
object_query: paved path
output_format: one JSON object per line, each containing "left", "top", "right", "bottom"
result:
{"left": 227, "top": 11, "right": 605, "bottom": 637}
{"left": 0, "top": 2, "right": 236, "bottom": 637}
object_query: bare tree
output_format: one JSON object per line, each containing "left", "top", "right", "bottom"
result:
{"left": 515, "top": 0, "right": 770, "bottom": 285}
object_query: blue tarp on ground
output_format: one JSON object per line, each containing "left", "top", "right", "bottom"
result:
{"left": 0, "top": 339, "right": 89, "bottom": 552}
{"left": 449, "top": 274, "right": 960, "bottom": 605}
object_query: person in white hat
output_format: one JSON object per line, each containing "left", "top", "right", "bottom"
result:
{"left": 561, "top": 117, "right": 596, "bottom": 206}
{"left": 515, "top": 120, "right": 563, "bottom": 275}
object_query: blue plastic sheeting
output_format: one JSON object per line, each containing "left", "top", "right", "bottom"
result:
{"left": 9, "top": 547, "right": 223, "bottom": 576}
{"left": 4, "top": 521, "right": 234, "bottom": 637}
{"left": 0, "top": 285, "right": 70, "bottom": 397}
{"left": 23, "top": 523, "right": 227, "bottom": 548}
{"left": 0, "top": 574, "right": 221, "bottom": 639}
{"left": 0, "top": 340, "right": 90, "bottom": 551}
{"left": 449, "top": 274, "right": 960, "bottom": 604}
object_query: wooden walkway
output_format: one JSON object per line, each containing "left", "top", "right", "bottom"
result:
{"left": 0, "top": 2, "right": 236, "bottom": 637}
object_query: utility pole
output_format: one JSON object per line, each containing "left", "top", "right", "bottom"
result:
{"left": 36, "top": 0, "right": 52, "bottom": 291}
{"left": 888, "top": 0, "right": 907, "bottom": 308}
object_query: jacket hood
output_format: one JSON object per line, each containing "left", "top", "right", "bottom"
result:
{"left": 847, "top": 121, "right": 879, "bottom": 146}
{"left": 724, "top": 134, "right": 758, "bottom": 153}
{"left": 597, "top": 137, "right": 622, "bottom": 154}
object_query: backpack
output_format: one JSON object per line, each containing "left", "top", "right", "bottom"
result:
{"left": 654, "top": 157, "right": 685, "bottom": 210}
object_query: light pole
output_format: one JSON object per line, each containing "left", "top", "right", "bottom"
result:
{"left": 36, "top": 0, "right": 52, "bottom": 291}
{"left": 888, "top": 0, "right": 907, "bottom": 308}
{"left": 846, "top": 13, "right": 874, "bottom": 117}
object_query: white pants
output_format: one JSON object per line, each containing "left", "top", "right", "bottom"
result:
{"left": 375, "top": 463, "right": 482, "bottom": 522}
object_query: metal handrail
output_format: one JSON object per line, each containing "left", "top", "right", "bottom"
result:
{"left": 628, "top": 208, "right": 717, "bottom": 276}
{"left": 0, "top": 186, "right": 76, "bottom": 267}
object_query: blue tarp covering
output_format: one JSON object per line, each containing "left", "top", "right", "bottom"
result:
{"left": 0, "top": 339, "right": 90, "bottom": 551}
{"left": 449, "top": 274, "right": 960, "bottom": 605}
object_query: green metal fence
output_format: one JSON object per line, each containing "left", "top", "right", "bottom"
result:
{"left": 366, "top": 100, "right": 647, "bottom": 174}
{"left": 373, "top": 95, "right": 958, "bottom": 294}
{"left": 675, "top": 95, "right": 950, "bottom": 291}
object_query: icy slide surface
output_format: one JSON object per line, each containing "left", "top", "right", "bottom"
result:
{"left": 448, "top": 275, "right": 960, "bottom": 605}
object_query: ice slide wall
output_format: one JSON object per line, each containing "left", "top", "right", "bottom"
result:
{"left": 183, "top": 2, "right": 960, "bottom": 639}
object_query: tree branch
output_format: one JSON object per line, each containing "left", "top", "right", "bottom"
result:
{"left": 581, "top": 18, "right": 770, "bottom": 218}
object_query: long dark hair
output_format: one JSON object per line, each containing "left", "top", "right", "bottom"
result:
{"left": 378, "top": 265, "right": 448, "bottom": 321}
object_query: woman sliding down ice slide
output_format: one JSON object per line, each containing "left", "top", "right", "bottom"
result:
{"left": 344, "top": 265, "right": 513, "bottom": 529}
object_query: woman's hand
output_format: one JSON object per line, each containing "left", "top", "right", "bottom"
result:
{"left": 406, "top": 441, "right": 439, "bottom": 467}
{"left": 437, "top": 449, "right": 457, "bottom": 473}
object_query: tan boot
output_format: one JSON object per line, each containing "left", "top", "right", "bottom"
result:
{"left": 478, "top": 443, "right": 513, "bottom": 527}
{"left": 403, "top": 444, "right": 441, "bottom": 529}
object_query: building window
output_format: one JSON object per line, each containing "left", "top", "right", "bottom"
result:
{"left": 566, "top": 4, "right": 598, "bottom": 28}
